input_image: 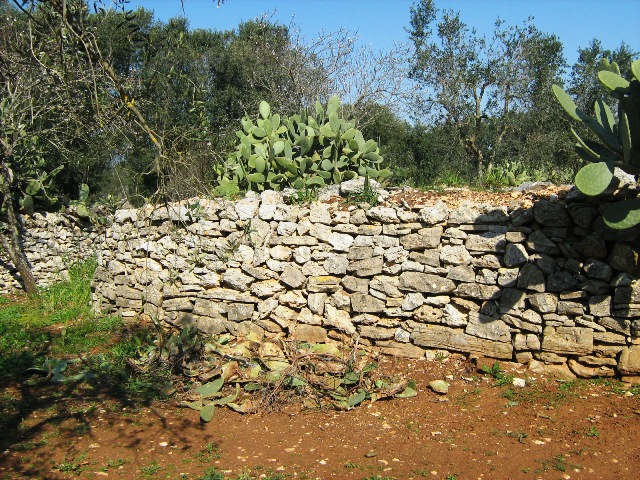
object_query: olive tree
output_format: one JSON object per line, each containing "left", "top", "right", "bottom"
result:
{"left": 0, "top": 0, "right": 158, "bottom": 293}
{"left": 407, "top": 0, "right": 565, "bottom": 182}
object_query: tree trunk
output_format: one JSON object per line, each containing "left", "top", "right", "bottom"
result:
{"left": 470, "top": 88, "right": 485, "bottom": 182}
{"left": 463, "top": 126, "right": 485, "bottom": 183}
{"left": 1, "top": 160, "right": 38, "bottom": 295}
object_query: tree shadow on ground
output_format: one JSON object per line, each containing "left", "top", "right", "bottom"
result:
{"left": 0, "top": 317, "right": 206, "bottom": 479}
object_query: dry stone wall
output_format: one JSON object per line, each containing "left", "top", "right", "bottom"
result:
{"left": 87, "top": 185, "right": 640, "bottom": 380}
{"left": 5, "top": 183, "right": 640, "bottom": 380}
{"left": 0, "top": 212, "right": 100, "bottom": 292}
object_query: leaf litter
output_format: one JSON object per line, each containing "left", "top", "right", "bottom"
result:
{"left": 151, "top": 330, "right": 419, "bottom": 420}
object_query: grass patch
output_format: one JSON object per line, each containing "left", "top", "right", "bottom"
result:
{"left": 0, "top": 258, "right": 117, "bottom": 377}
{"left": 50, "top": 315, "right": 122, "bottom": 356}
{"left": 0, "top": 258, "right": 166, "bottom": 401}
{"left": 585, "top": 377, "right": 640, "bottom": 396}
{"left": 1, "top": 258, "right": 99, "bottom": 337}
{"left": 38, "top": 258, "right": 97, "bottom": 320}
{"left": 0, "top": 308, "right": 51, "bottom": 377}
{"left": 494, "top": 379, "right": 580, "bottom": 408}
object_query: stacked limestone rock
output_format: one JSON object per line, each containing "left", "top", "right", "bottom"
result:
{"left": 86, "top": 185, "right": 640, "bottom": 381}
{"left": 0, "top": 212, "right": 99, "bottom": 292}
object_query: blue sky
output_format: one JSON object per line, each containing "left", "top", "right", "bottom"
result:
{"left": 126, "top": 0, "right": 639, "bottom": 69}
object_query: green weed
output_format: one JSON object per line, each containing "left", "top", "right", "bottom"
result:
{"left": 56, "top": 452, "right": 87, "bottom": 473}
{"left": 232, "top": 473, "right": 252, "bottom": 480}
{"left": 141, "top": 460, "right": 162, "bottom": 477}
{"left": 345, "top": 176, "right": 379, "bottom": 207}
{"left": 194, "top": 442, "right": 222, "bottom": 463}
{"left": 586, "top": 426, "right": 600, "bottom": 437}
{"left": 106, "top": 458, "right": 126, "bottom": 468}
{"left": 481, "top": 361, "right": 513, "bottom": 386}
{"left": 627, "top": 384, "right": 640, "bottom": 395}
{"left": 410, "top": 468, "right": 430, "bottom": 477}
{"left": 199, "top": 467, "right": 225, "bottom": 480}
{"left": 290, "top": 187, "right": 318, "bottom": 204}
{"left": 481, "top": 361, "right": 502, "bottom": 378}
{"left": 434, "top": 169, "right": 466, "bottom": 187}
{"left": 434, "top": 351, "right": 448, "bottom": 361}
{"left": 558, "top": 379, "right": 579, "bottom": 392}
{"left": 553, "top": 454, "right": 567, "bottom": 472}
{"left": 535, "top": 454, "right": 581, "bottom": 474}
{"left": 405, "top": 421, "right": 421, "bottom": 433}
{"left": 506, "top": 430, "right": 528, "bottom": 443}
{"left": 12, "top": 439, "right": 48, "bottom": 451}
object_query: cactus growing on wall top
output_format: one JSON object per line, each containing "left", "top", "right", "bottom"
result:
{"left": 553, "top": 58, "right": 640, "bottom": 229}
{"left": 214, "top": 95, "right": 390, "bottom": 194}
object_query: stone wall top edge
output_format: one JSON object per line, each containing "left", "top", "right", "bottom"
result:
{"left": 108, "top": 185, "right": 582, "bottom": 226}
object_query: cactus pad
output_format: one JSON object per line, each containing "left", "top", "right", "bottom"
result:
{"left": 575, "top": 162, "right": 614, "bottom": 196}
{"left": 603, "top": 198, "right": 640, "bottom": 229}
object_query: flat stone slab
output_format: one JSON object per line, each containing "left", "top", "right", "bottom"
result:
{"left": 412, "top": 324, "right": 513, "bottom": 359}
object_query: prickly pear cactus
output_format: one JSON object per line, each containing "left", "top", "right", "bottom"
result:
{"left": 216, "top": 96, "right": 391, "bottom": 193}
{"left": 553, "top": 58, "right": 640, "bottom": 229}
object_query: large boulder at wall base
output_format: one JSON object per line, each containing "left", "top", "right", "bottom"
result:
{"left": 618, "top": 345, "right": 640, "bottom": 375}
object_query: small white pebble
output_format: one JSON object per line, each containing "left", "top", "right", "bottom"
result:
{"left": 512, "top": 377, "right": 526, "bottom": 388}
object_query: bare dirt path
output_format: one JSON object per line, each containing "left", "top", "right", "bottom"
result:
{"left": 2, "top": 355, "right": 639, "bottom": 480}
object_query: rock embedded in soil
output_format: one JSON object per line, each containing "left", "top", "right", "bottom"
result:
{"left": 429, "top": 379, "right": 450, "bottom": 394}
{"left": 512, "top": 377, "right": 526, "bottom": 388}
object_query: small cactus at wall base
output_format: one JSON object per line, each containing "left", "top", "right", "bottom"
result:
{"left": 553, "top": 58, "right": 640, "bottom": 229}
